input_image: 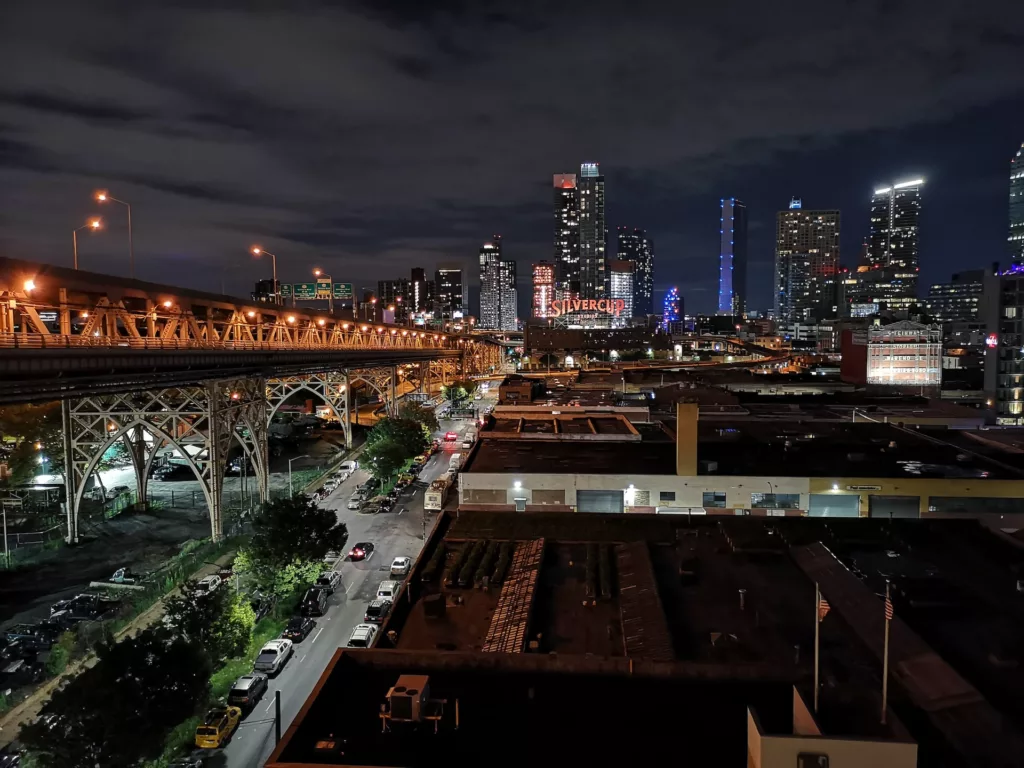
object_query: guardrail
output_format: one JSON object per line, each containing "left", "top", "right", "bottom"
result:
{"left": 0, "top": 332, "right": 459, "bottom": 353}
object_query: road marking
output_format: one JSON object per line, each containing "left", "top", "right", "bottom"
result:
{"left": 300, "top": 654, "right": 307, "bottom": 663}
{"left": 312, "top": 627, "right": 324, "bottom": 643}
{"left": 265, "top": 698, "right": 275, "bottom": 712}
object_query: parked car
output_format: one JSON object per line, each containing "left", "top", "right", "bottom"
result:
{"left": 300, "top": 587, "right": 328, "bottom": 617}
{"left": 321, "top": 478, "right": 339, "bottom": 494}
{"left": 194, "top": 576, "right": 221, "bottom": 598}
{"left": 338, "top": 460, "right": 359, "bottom": 473}
{"left": 249, "top": 591, "right": 274, "bottom": 622}
{"left": 346, "top": 494, "right": 364, "bottom": 511}
{"left": 363, "top": 599, "right": 393, "bottom": 624}
{"left": 253, "top": 639, "right": 293, "bottom": 676}
{"left": 227, "top": 673, "right": 268, "bottom": 710}
{"left": 282, "top": 616, "right": 316, "bottom": 642}
{"left": 105, "top": 485, "right": 131, "bottom": 500}
{"left": 346, "top": 623, "right": 378, "bottom": 648}
{"left": 461, "top": 438, "right": 473, "bottom": 449}
{"left": 376, "top": 580, "right": 400, "bottom": 601}
{"left": 390, "top": 557, "right": 412, "bottom": 577}
{"left": 194, "top": 706, "right": 242, "bottom": 749}
{"left": 331, "top": 469, "right": 351, "bottom": 483}
{"left": 348, "top": 542, "right": 374, "bottom": 561}
{"left": 316, "top": 570, "right": 341, "bottom": 593}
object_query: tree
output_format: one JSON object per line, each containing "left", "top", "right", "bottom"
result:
{"left": 0, "top": 402, "right": 64, "bottom": 485}
{"left": 21, "top": 629, "right": 211, "bottom": 768}
{"left": 237, "top": 496, "right": 348, "bottom": 597}
{"left": 365, "top": 417, "right": 429, "bottom": 457}
{"left": 362, "top": 440, "right": 409, "bottom": 487}
{"left": 398, "top": 402, "right": 439, "bottom": 434}
{"left": 440, "top": 379, "right": 477, "bottom": 407}
{"left": 162, "top": 580, "right": 254, "bottom": 662}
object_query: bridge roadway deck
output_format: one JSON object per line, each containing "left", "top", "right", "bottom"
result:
{"left": 0, "top": 345, "right": 462, "bottom": 403}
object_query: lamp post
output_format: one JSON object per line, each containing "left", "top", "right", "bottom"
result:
{"left": 313, "top": 268, "right": 333, "bottom": 313}
{"left": 94, "top": 190, "right": 134, "bottom": 278}
{"left": 72, "top": 218, "right": 102, "bottom": 270}
{"left": 251, "top": 247, "right": 278, "bottom": 304}
{"left": 288, "top": 454, "right": 311, "bottom": 498}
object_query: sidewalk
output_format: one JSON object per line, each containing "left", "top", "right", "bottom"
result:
{"left": 0, "top": 549, "right": 237, "bottom": 747}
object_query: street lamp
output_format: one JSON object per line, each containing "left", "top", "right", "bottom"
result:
{"left": 94, "top": 190, "right": 134, "bottom": 278}
{"left": 313, "top": 267, "right": 333, "bottom": 313}
{"left": 72, "top": 218, "right": 103, "bottom": 270}
{"left": 251, "top": 247, "right": 278, "bottom": 305}
{"left": 288, "top": 454, "right": 311, "bottom": 498}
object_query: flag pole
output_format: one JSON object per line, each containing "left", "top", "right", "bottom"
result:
{"left": 881, "top": 582, "right": 891, "bottom": 725}
{"left": 814, "top": 582, "right": 821, "bottom": 714}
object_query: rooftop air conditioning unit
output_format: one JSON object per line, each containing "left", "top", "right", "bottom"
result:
{"left": 387, "top": 675, "right": 431, "bottom": 722}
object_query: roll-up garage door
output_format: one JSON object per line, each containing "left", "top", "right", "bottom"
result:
{"left": 868, "top": 495, "right": 920, "bottom": 519}
{"left": 577, "top": 490, "right": 624, "bottom": 514}
{"left": 808, "top": 494, "right": 860, "bottom": 517}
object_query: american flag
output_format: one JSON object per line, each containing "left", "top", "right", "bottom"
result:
{"left": 884, "top": 591, "right": 894, "bottom": 621}
{"left": 818, "top": 596, "right": 830, "bottom": 621}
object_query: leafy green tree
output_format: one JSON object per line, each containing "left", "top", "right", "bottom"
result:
{"left": 363, "top": 440, "right": 409, "bottom": 488}
{"left": 0, "top": 402, "right": 64, "bottom": 485}
{"left": 44, "top": 632, "right": 76, "bottom": 677}
{"left": 440, "top": 379, "right": 477, "bottom": 407}
{"left": 365, "top": 417, "right": 428, "bottom": 457}
{"left": 398, "top": 402, "right": 439, "bottom": 434}
{"left": 20, "top": 629, "right": 211, "bottom": 768}
{"left": 162, "top": 580, "right": 254, "bottom": 662}
{"left": 236, "top": 496, "right": 347, "bottom": 598}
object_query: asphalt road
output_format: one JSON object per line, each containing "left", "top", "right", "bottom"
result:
{"left": 222, "top": 391, "right": 495, "bottom": 768}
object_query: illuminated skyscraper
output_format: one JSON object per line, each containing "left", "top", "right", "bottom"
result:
{"left": 1010, "top": 142, "right": 1024, "bottom": 266}
{"left": 617, "top": 226, "right": 654, "bottom": 316}
{"left": 609, "top": 260, "right": 634, "bottom": 326}
{"left": 774, "top": 200, "right": 840, "bottom": 323}
{"left": 717, "top": 198, "right": 748, "bottom": 315}
{"left": 578, "top": 163, "right": 607, "bottom": 300}
{"left": 553, "top": 174, "right": 579, "bottom": 299}
{"left": 532, "top": 261, "right": 555, "bottom": 319}
{"left": 662, "top": 287, "right": 681, "bottom": 331}
{"left": 856, "top": 179, "right": 924, "bottom": 312}
{"left": 479, "top": 238, "right": 502, "bottom": 329}
{"left": 435, "top": 266, "right": 465, "bottom": 323}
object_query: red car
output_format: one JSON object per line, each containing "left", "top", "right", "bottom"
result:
{"left": 444, "top": 431, "right": 458, "bottom": 441}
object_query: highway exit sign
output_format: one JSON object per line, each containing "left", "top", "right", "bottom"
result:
{"left": 333, "top": 282, "right": 353, "bottom": 300}
{"left": 292, "top": 282, "right": 317, "bottom": 300}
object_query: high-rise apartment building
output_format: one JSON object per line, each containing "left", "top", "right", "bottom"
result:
{"left": 553, "top": 174, "right": 579, "bottom": 299}
{"left": 435, "top": 266, "right": 465, "bottom": 322}
{"left": 479, "top": 236, "right": 516, "bottom": 331}
{"left": 617, "top": 227, "right": 654, "bottom": 316}
{"left": 1010, "top": 142, "right": 1024, "bottom": 266}
{"left": 578, "top": 163, "right": 607, "bottom": 300}
{"left": 532, "top": 261, "right": 555, "bottom": 320}
{"left": 774, "top": 199, "right": 840, "bottom": 324}
{"left": 717, "top": 198, "right": 748, "bottom": 315}
{"left": 927, "top": 270, "right": 986, "bottom": 323}
{"left": 609, "top": 260, "right": 634, "bottom": 327}
{"left": 409, "top": 267, "right": 435, "bottom": 313}
{"left": 856, "top": 179, "right": 924, "bottom": 312}
{"left": 662, "top": 287, "right": 681, "bottom": 332}
{"left": 377, "top": 278, "right": 409, "bottom": 322}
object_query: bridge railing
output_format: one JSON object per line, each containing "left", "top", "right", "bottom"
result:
{"left": 0, "top": 332, "right": 462, "bottom": 353}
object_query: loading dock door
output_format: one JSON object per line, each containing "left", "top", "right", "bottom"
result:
{"left": 808, "top": 494, "right": 860, "bottom": 517}
{"left": 868, "top": 495, "right": 920, "bottom": 519}
{"left": 577, "top": 490, "right": 624, "bottom": 514}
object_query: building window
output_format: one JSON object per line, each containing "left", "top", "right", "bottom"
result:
{"left": 751, "top": 492, "right": 801, "bottom": 509}
{"left": 703, "top": 491, "right": 726, "bottom": 508}
{"left": 659, "top": 491, "right": 676, "bottom": 502}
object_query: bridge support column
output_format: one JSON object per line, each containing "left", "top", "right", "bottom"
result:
{"left": 390, "top": 366, "right": 397, "bottom": 417}
{"left": 342, "top": 374, "right": 352, "bottom": 449}
{"left": 60, "top": 377, "right": 268, "bottom": 545}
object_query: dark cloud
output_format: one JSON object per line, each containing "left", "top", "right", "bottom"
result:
{"left": 0, "top": 0, "right": 1022, "bottom": 311}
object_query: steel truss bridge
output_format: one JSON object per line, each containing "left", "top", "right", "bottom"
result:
{"left": 0, "top": 258, "right": 501, "bottom": 544}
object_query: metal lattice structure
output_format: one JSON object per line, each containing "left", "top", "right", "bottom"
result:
{"left": 267, "top": 371, "right": 353, "bottom": 448}
{"left": 61, "top": 377, "right": 267, "bottom": 542}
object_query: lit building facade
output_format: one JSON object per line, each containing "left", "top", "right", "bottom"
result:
{"left": 865, "top": 321, "right": 941, "bottom": 388}
{"left": 553, "top": 174, "right": 579, "bottom": 299}
{"left": 409, "top": 267, "right": 434, "bottom": 313}
{"left": 662, "top": 286, "right": 681, "bottom": 332}
{"left": 857, "top": 179, "right": 924, "bottom": 311}
{"left": 617, "top": 226, "right": 654, "bottom": 316}
{"left": 987, "top": 266, "right": 1024, "bottom": 424}
{"left": 479, "top": 239, "right": 502, "bottom": 330}
{"left": 498, "top": 260, "right": 518, "bottom": 331}
{"left": 926, "top": 270, "right": 986, "bottom": 323}
{"left": 377, "top": 278, "right": 409, "bottom": 323}
{"left": 578, "top": 163, "right": 607, "bottom": 301}
{"left": 532, "top": 261, "right": 555, "bottom": 319}
{"left": 774, "top": 200, "right": 840, "bottom": 324}
{"left": 608, "top": 260, "right": 634, "bottom": 327}
{"left": 435, "top": 266, "right": 465, "bottom": 324}
{"left": 718, "top": 198, "right": 748, "bottom": 315}
{"left": 1011, "top": 142, "right": 1024, "bottom": 266}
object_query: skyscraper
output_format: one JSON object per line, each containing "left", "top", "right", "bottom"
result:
{"left": 857, "top": 179, "right": 924, "bottom": 311}
{"left": 578, "top": 163, "right": 607, "bottom": 300}
{"left": 617, "top": 227, "right": 654, "bottom": 316}
{"left": 409, "top": 267, "right": 433, "bottom": 313}
{"left": 498, "top": 260, "right": 518, "bottom": 331}
{"left": 774, "top": 200, "right": 841, "bottom": 324}
{"left": 609, "top": 260, "right": 634, "bottom": 326}
{"left": 553, "top": 174, "right": 579, "bottom": 299}
{"left": 662, "top": 287, "right": 681, "bottom": 332}
{"left": 435, "top": 266, "right": 465, "bottom": 322}
{"left": 479, "top": 236, "right": 516, "bottom": 330}
{"left": 532, "top": 261, "right": 555, "bottom": 319}
{"left": 1010, "top": 142, "right": 1024, "bottom": 266}
{"left": 717, "top": 198, "right": 748, "bottom": 315}
{"left": 377, "top": 278, "right": 409, "bottom": 323}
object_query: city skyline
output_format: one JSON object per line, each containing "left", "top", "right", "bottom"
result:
{"left": 1, "top": 3, "right": 1023, "bottom": 316}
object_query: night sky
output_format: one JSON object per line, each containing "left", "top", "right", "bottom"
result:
{"left": 1, "top": 1, "right": 1023, "bottom": 316}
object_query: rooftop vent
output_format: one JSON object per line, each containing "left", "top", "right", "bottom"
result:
{"left": 387, "top": 675, "right": 431, "bottom": 722}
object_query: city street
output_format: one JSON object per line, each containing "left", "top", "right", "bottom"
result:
{"left": 222, "top": 388, "right": 495, "bottom": 768}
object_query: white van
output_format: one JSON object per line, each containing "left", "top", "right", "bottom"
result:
{"left": 376, "top": 580, "right": 400, "bottom": 601}
{"left": 448, "top": 453, "right": 463, "bottom": 472}
{"left": 338, "top": 460, "right": 358, "bottom": 473}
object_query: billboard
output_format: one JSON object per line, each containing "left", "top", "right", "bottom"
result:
{"left": 549, "top": 298, "right": 626, "bottom": 317}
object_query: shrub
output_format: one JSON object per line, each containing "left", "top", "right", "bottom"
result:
{"left": 473, "top": 542, "right": 500, "bottom": 588}
{"left": 420, "top": 543, "right": 446, "bottom": 583}
{"left": 491, "top": 542, "right": 515, "bottom": 584}
{"left": 44, "top": 631, "right": 76, "bottom": 677}
{"left": 444, "top": 541, "right": 475, "bottom": 588}
{"left": 457, "top": 540, "right": 487, "bottom": 588}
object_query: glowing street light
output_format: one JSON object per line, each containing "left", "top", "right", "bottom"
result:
{"left": 251, "top": 247, "right": 278, "bottom": 305}
{"left": 23, "top": 279, "right": 36, "bottom": 292}
{"left": 72, "top": 218, "right": 103, "bottom": 270}
{"left": 94, "top": 190, "right": 134, "bottom": 278}
{"left": 312, "top": 267, "right": 333, "bottom": 313}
